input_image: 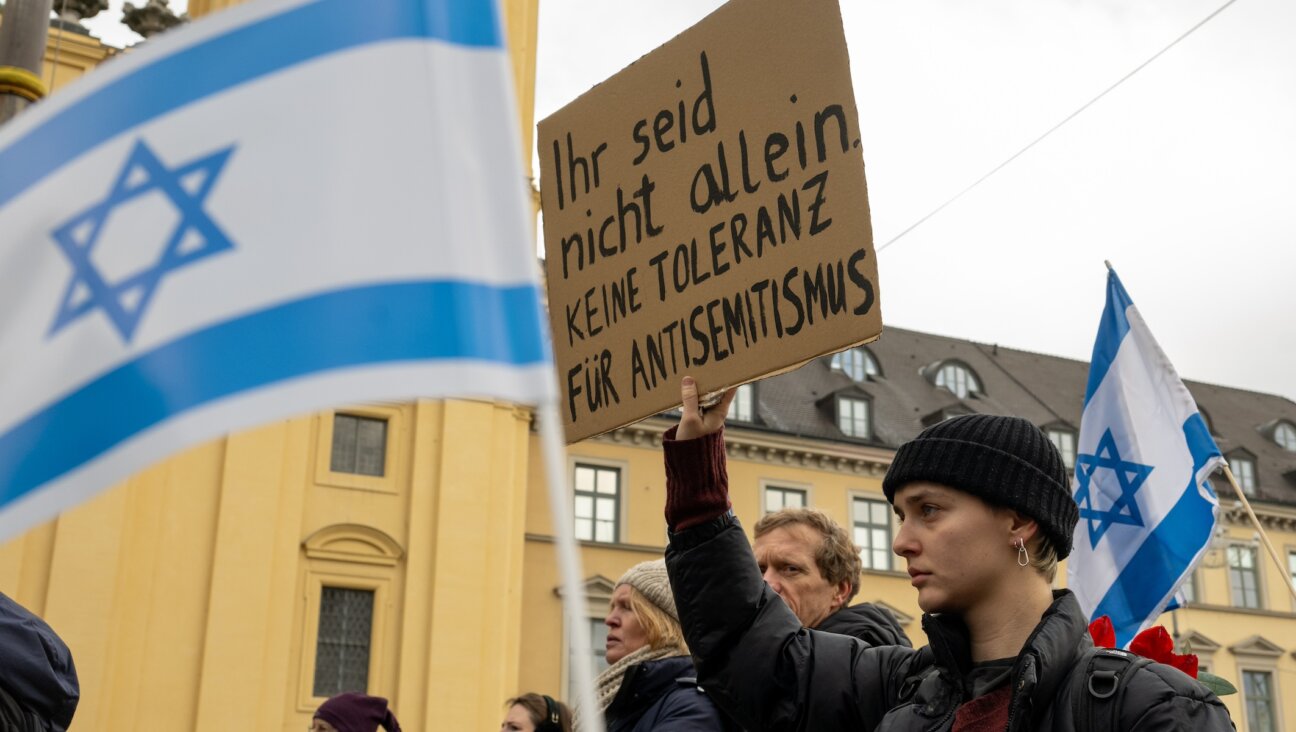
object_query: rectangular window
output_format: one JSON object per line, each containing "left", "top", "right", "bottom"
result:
{"left": 727, "top": 384, "right": 754, "bottom": 422}
{"left": 1179, "top": 571, "right": 1197, "bottom": 605}
{"left": 330, "top": 414, "right": 388, "bottom": 476}
{"left": 313, "top": 587, "right": 374, "bottom": 697}
{"left": 1289, "top": 550, "right": 1296, "bottom": 609}
{"left": 763, "top": 485, "right": 807, "bottom": 514}
{"left": 1047, "top": 429, "right": 1077, "bottom": 471}
{"left": 852, "top": 497, "right": 892, "bottom": 571}
{"left": 569, "top": 618, "right": 610, "bottom": 702}
{"left": 1233, "top": 457, "right": 1257, "bottom": 496}
{"left": 838, "top": 397, "right": 870, "bottom": 439}
{"left": 574, "top": 464, "right": 620, "bottom": 543}
{"left": 1243, "top": 670, "right": 1276, "bottom": 732}
{"left": 1228, "top": 545, "right": 1261, "bottom": 609}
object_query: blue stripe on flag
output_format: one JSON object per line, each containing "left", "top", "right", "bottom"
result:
{"left": 0, "top": 0, "right": 501, "bottom": 209}
{"left": 1083, "top": 270, "right": 1134, "bottom": 404}
{"left": 1183, "top": 412, "right": 1224, "bottom": 474}
{"left": 0, "top": 280, "right": 547, "bottom": 507}
{"left": 1091, "top": 413, "right": 1220, "bottom": 647}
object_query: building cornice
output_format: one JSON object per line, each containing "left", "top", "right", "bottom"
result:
{"left": 590, "top": 417, "right": 894, "bottom": 476}
{"left": 524, "top": 533, "right": 666, "bottom": 555}
{"left": 584, "top": 419, "right": 1296, "bottom": 512}
{"left": 1220, "top": 501, "right": 1296, "bottom": 532}
{"left": 1178, "top": 603, "right": 1296, "bottom": 621}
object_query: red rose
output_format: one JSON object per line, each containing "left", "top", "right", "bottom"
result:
{"left": 1130, "top": 625, "right": 1199, "bottom": 679}
{"left": 1088, "top": 615, "right": 1115, "bottom": 649}
{"left": 1087, "top": 616, "right": 1199, "bottom": 679}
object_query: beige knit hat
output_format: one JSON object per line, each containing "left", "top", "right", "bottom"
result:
{"left": 616, "top": 559, "right": 677, "bottom": 621}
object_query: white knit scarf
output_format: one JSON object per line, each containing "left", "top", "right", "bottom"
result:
{"left": 572, "top": 644, "right": 684, "bottom": 731}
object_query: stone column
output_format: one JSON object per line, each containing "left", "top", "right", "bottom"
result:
{"left": 0, "top": 0, "right": 54, "bottom": 124}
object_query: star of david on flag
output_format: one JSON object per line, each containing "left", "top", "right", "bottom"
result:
{"left": 0, "top": 0, "right": 555, "bottom": 542}
{"left": 1067, "top": 268, "right": 1223, "bottom": 648}
{"left": 49, "top": 140, "right": 235, "bottom": 342}
{"left": 1074, "top": 428, "right": 1153, "bottom": 547}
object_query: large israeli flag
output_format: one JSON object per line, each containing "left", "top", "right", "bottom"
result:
{"left": 0, "top": 0, "right": 553, "bottom": 541}
{"left": 1068, "top": 269, "right": 1223, "bottom": 648}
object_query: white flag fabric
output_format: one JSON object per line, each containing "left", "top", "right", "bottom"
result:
{"left": 0, "top": 0, "right": 552, "bottom": 541}
{"left": 1068, "top": 269, "right": 1222, "bottom": 648}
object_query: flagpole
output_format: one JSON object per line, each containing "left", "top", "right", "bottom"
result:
{"left": 537, "top": 399, "right": 605, "bottom": 732}
{"left": 0, "top": 0, "right": 54, "bottom": 124}
{"left": 1220, "top": 463, "right": 1296, "bottom": 604}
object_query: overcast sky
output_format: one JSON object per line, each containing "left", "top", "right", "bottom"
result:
{"left": 83, "top": 0, "right": 1296, "bottom": 401}
{"left": 535, "top": 0, "right": 1296, "bottom": 402}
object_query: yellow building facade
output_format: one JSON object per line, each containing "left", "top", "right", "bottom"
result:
{"left": 516, "top": 415, "right": 909, "bottom": 702}
{"left": 3, "top": 3, "right": 1296, "bottom": 732}
{"left": 0, "top": 16, "right": 119, "bottom": 96}
{"left": 0, "top": 400, "right": 538, "bottom": 730}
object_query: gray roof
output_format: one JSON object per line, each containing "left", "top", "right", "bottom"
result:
{"left": 739, "top": 326, "right": 1296, "bottom": 507}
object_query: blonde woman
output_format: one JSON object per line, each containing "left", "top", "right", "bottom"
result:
{"left": 576, "top": 559, "right": 733, "bottom": 732}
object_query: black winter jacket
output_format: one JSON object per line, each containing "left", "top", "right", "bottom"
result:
{"left": 605, "top": 655, "right": 735, "bottom": 732}
{"left": 666, "top": 513, "right": 1234, "bottom": 731}
{"left": 0, "top": 593, "right": 79, "bottom": 732}
{"left": 816, "top": 602, "right": 911, "bottom": 649}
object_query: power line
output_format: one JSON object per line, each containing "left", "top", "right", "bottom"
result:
{"left": 877, "top": 0, "right": 1243, "bottom": 253}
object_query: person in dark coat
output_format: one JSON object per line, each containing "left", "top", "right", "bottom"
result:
{"left": 815, "top": 601, "right": 909, "bottom": 645}
{"left": 575, "top": 559, "right": 733, "bottom": 732}
{"left": 752, "top": 507, "right": 910, "bottom": 647}
{"left": 0, "top": 592, "right": 78, "bottom": 732}
{"left": 661, "top": 378, "right": 1234, "bottom": 731}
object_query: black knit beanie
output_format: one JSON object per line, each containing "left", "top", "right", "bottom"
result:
{"left": 882, "top": 414, "right": 1078, "bottom": 558}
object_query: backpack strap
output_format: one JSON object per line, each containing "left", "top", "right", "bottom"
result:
{"left": 1073, "top": 647, "right": 1153, "bottom": 730}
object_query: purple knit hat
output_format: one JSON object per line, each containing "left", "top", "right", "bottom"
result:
{"left": 314, "top": 693, "right": 401, "bottom": 732}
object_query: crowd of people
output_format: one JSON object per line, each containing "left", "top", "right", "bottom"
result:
{"left": 652, "top": 378, "right": 1235, "bottom": 730}
{"left": 489, "top": 377, "right": 1236, "bottom": 731}
{"left": 2, "top": 377, "right": 1239, "bottom": 731}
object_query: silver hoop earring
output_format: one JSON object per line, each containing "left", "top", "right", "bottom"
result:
{"left": 1015, "top": 538, "right": 1030, "bottom": 567}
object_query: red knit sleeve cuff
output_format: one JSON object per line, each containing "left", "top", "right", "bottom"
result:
{"left": 662, "top": 425, "right": 731, "bottom": 531}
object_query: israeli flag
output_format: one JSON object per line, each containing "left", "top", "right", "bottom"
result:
{"left": 1068, "top": 268, "right": 1222, "bottom": 648}
{"left": 0, "top": 0, "right": 553, "bottom": 541}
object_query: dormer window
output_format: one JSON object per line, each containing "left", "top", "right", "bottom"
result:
{"left": 831, "top": 347, "right": 880, "bottom": 382}
{"left": 1274, "top": 421, "right": 1296, "bottom": 452}
{"left": 727, "top": 383, "right": 754, "bottom": 422}
{"left": 1231, "top": 454, "right": 1257, "bottom": 497}
{"left": 933, "top": 362, "right": 981, "bottom": 399}
{"left": 1046, "top": 427, "right": 1077, "bottom": 471}
{"left": 837, "top": 395, "right": 871, "bottom": 439}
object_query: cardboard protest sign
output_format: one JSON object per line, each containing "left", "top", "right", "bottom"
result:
{"left": 539, "top": 0, "right": 881, "bottom": 443}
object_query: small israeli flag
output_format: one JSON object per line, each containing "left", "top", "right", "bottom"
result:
{"left": 1067, "top": 268, "right": 1223, "bottom": 648}
{"left": 0, "top": 0, "right": 553, "bottom": 541}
